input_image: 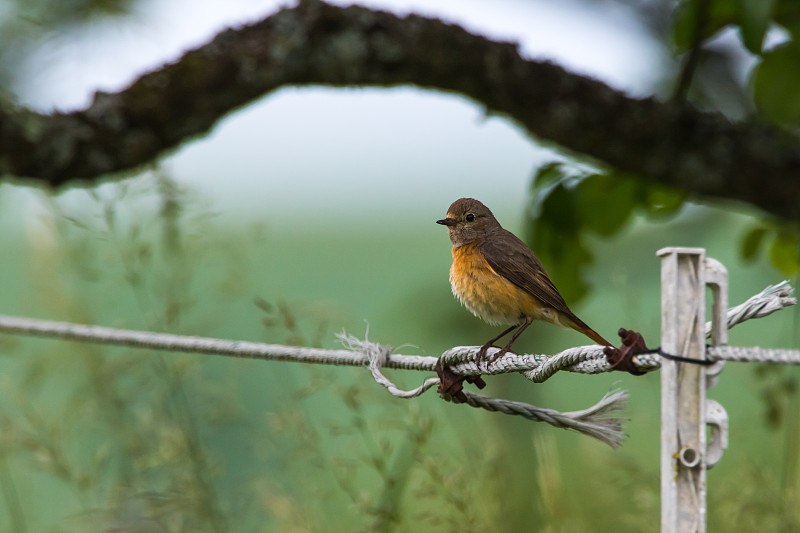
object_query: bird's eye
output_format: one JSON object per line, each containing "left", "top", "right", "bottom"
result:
{"left": 466, "top": 213, "right": 475, "bottom": 222}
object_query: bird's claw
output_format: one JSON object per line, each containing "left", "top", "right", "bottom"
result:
{"left": 486, "top": 346, "right": 510, "bottom": 364}
{"left": 476, "top": 343, "right": 508, "bottom": 367}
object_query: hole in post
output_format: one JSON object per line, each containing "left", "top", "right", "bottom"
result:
{"left": 679, "top": 447, "right": 700, "bottom": 468}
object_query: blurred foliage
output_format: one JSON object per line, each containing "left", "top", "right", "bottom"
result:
{"left": 0, "top": 173, "right": 798, "bottom": 531}
{"left": 6, "top": 0, "right": 133, "bottom": 27}
{"left": 0, "top": 0, "right": 799, "bottom": 530}
{"left": 526, "top": 158, "right": 800, "bottom": 301}
{"left": 523, "top": 0, "right": 800, "bottom": 300}
{"left": 526, "top": 0, "right": 800, "bottom": 453}
{"left": 0, "top": 176, "right": 563, "bottom": 532}
{"left": 0, "top": 0, "right": 138, "bottom": 90}
{"left": 525, "top": 162, "right": 686, "bottom": 303}
{"left": 753, "top": 40, "right": 800, "bottom": 126}
{"left": 255, "top": 296, "right": 331, "bottom": 348}
{"left": 0, "top": 175, "right": 238, "bottom": 532}
{"left": 755, "top": 364, "right": 799, "bottom": 429}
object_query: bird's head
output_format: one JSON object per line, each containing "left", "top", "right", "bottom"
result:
{"left": 436, "top": 198, "right": 501, "bottom": 248}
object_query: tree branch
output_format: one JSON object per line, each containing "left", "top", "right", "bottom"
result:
{"left": 2, "top": 0, "right": 800, "bottom": 219}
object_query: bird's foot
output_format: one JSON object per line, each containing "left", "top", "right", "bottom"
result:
{"left": 475, "top": 344, "right": 513, "bottom": 367}
{"left": 476, "top": 342, "right": 496, "bottom": 367}
{"left": 487, "top": 346, "right": 511, "bottom": 364}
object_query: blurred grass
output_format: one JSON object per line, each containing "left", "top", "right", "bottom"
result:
{"left": 0, "top": 177, "right": 798, "bottom": 531}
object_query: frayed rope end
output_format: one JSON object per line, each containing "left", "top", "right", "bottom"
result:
{"left": 336, "top": 330, "right": 393, "bottom": 364}
{"left": 563, "top": 389, "right": 629, "bottom": 449}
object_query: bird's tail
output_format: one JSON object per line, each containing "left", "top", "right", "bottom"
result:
{"left": 580, "top": 326, "right": 613, "bottom": 347}
{"left": 562, "top": 312, "right": 614, "bottom": 347}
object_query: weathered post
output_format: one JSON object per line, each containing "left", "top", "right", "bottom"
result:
{"left": 658, "top": 247, "right": 728, "bottom": 533}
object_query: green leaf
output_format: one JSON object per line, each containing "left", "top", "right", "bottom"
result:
{"left": 527, "top": 179, "right": 592, "bottom": 303}
{"left": 547, "top": 239, "right": 591, "bottom": 304}
{"left": 740, "top": 225, "right": 769, "bottom": 260}
{"left": 753, "top": 42, "right": 800, "bottom": 126}
{"left": 576, "top": 173, "right": 637, "bottom": 237}
{"left": 538, "top": 181, "right": 581, "bottom": 233}
{"left": 738, "top": 0, "right": 776, "bottom": 54}
{"left": 773, "top": 4, "right": 800, "bottom": 41}
{"left": 531, "top": 162, "right": 568, "bottom": 193}
{"left": 673, "top": 0, "right": 738, "bottom": 51}
{"left": 529, "top": 221, "right": 591, "bottom": 304}
{"left": 528, "top": 162, "right": 571, "bottom": 220}
{"left": 769, "top": 232, "right": 800, "bottom": 276}
{"left": 642, "top": 185, "right": 686, "bottom": 218}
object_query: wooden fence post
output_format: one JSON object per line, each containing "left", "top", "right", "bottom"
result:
{"left": 658, "top": 247, "right": 729, "bottom": 533}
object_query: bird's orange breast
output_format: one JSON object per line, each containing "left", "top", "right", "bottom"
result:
{"left": 450, "top": 243, "right": 553, "bottom": 326}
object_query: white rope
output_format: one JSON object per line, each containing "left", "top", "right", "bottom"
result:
{"left": 0, "top": 282, "right": 795, "bottom": 448}
{"left": 0, "top": 314, "right": 437, "bottom": 371}
{"left": 706, "top": 280, "right": 796, "bottom": 336}
{"left": 707, "top": 346, "right": 800, "bottom": 364}
{"left": 0, "top": 314, "right": 627, "bottom": 445}
{"left": 437, "top": 282, "right": 799, "bottom": 380}
{"left": 455, "top": 389, "right": 628, "bottom": 449}
{"left": 339, "top": 332, "right": 628, "bottom": 448}
{"left": 0, "top": 283, "right": 791, "bottom": 378}
{"left": 338, "top": 333, "right": 440, "bottom": 398}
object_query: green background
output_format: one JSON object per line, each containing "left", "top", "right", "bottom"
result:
{"left": 0, "top": 179, "right": 797, "bottom": 532}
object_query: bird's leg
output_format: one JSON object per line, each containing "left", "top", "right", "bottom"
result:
{"left": 477, "top": 324, "right": 518, "bottom": 363}
{"left": 488, "top": 317, "right": 534, "bottom": 363}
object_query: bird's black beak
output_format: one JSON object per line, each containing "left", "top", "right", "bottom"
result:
{"left": 436, "top": 218, "right": 456, "bottom": 226}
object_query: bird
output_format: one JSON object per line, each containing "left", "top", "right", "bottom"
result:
{"left": 437, "top": 197, "right": 611, "bottom": 362}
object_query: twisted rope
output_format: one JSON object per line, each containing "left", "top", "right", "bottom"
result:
{"left": 0, "top": 315, "right": 627, "bottom": 445}
{"left": 707, "top": 346, "right": 800, "bottom": 364}
{"left": 0, "top": 282, "right": 792, "bottom": 377}
{"left": 341, "top": 333, "right": 628, "bottom": 448}
{"left": 707, "top": 280, "right": 796, "bottom": 336}
{"left": 454, "top": 389, "right": 628, "bottom": 448}
{"left": 0, "top": 282, "right": 795, "bottom": 448}
{"left": 439, "top": 282, "right": 799, "bottom": 381}
{"left": 0, "top": 314, "right": 437, "bottom": 371}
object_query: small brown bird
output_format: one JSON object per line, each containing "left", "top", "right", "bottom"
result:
{"left": 437, "top": 198, "right": 611, "bottom": 361}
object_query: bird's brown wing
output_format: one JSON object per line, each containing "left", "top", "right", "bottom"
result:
{"left": 479, "top": 230, "right": 587, "bottom": 327}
